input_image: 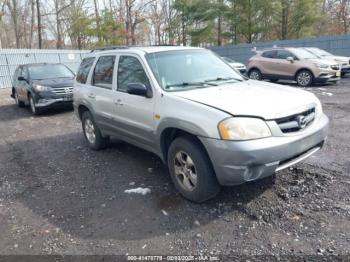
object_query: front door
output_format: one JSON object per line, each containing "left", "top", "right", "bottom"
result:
{"left": 113, "top": 55, "right": 156, "bottom": 147}
{"left": 274, "top": 50, "right": 299, "bottom": 78}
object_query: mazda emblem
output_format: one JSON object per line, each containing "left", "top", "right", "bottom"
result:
{"left": 296, "top": 115, "right": 307, "bottom": 129}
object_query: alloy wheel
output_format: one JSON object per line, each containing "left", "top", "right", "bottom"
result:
{"left": 30, "top": 97, "right": 36, "bottom": 114}
{"left": 249, "top": 70, "right": 261, "bottom": 80}
{"left": 173, "top": 151, "right": 198, "bottom": 192}
{"left": 84, "top": 118, "right": 96, "bottom": 145}
{"left": 297, "top": 72, "right": 311, "bottom": 86}
{"left": 15, "top": 92, "right": 19, "bottom": 105}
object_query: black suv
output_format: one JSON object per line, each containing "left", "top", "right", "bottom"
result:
{"left": 11, "top": 63, "right": 75, "bottom": 115}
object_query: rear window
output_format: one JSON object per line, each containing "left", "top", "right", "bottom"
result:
{"left": 262, "top": 50, "right": 277, "bottom": 59}
{"left": 76, "top": 57, "right": 95, "bottom": 84}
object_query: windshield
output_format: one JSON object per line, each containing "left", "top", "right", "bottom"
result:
{"left": 146, "top": 49, "right": 244, "bottom": 91}
{"left": 292, "top": 48, "right": 318, "bottom": 59}
{"left": 306, "top": 48, "right": 332, "bottom": 57}
{"left": 29, "top": 64, "right": 74, "bottom": 80}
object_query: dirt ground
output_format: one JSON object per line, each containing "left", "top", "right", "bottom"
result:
{"left": 0, "top": 79, "right": 349, "bottom": 260}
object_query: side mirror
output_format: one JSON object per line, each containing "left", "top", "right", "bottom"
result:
{"left": 286, "top": 56, "right": 294, "bottom": 62}
{"left": 126, "top": 83, "right": 152, "bottom": 98}
{"left": 18, "top": 76, "right": 27, "bottom": 82}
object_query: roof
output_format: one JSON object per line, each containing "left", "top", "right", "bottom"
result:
{"left": 90, "top": 45, "right": 202, "bottom": 55}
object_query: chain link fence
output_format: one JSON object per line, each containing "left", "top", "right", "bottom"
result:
{"left": 0, "top": 49, "right": 89, "bottom": 89}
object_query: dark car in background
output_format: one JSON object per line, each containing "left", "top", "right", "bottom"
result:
{"left": 11, "top": 63, "right": 75, "bottom": 115}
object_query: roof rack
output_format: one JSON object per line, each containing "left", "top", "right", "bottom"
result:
{"left": 90, "top": 46, "right": 130, "bottom": 53}
{"left": 90, "top": 44, "right": 180, "bottom": 52}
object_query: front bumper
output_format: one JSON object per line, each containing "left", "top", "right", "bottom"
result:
{"left": 238, "top": 68, "right": 247, "bottom": 75}
{"left": 341, "top": 66, "right": 350, "bottom": 75}
{"left": 33, "top": 90, "right": 73, "bottom": 108}
{"left": 199, "top": 114, "right": 329, "bottom": 186}
{"left": 314, "top": 69, "right": 340, "bottom": 83}
{"left": 35, "top": 97, "right": 73, "bottom": 108}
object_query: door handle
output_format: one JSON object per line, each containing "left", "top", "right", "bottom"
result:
{"left": 88, "top": 93, "right": 95, "bottom": 99}
{"left": 115, "top": 99, "right": 123, "bottom": 106}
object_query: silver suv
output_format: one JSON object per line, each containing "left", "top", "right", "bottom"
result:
{"left": 73, "top": 46, "right": 329, "bottom": 202}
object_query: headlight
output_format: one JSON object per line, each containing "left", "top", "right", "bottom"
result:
{"left": 33, "top": 84, "right": 51, "bottom": 92}
{"left": 218, "top": 117, "right": 271, "bottom": 140}
{"left": 314, "top": 63, "right": 329, "bottom": 69}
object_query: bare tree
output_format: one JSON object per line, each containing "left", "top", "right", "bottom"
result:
{"left": 36, "top": 0, "right": 42, "bottom": 48}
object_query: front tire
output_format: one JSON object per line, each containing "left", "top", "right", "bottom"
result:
{"left": 82, "top": 111, "right": 109, "bottom": 150}
{"left": 29, "top": 95, "right": 40, "bottom": 115}
{"left": 248, "top": 69, "right": 263, "bottom": 81}
{"left": 296, "top": 70, "right": 313, "bottom": 87}
{"left": 167, "top": 136, "right": 221, "bottom": 202}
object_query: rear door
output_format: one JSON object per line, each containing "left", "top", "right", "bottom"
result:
{"left": 259, "top": 50, "right": 278, "bottom": 75}
{"left": 90, "top": 55, "right": 118, "bottom": 132}
{"left": 112, "top": 55, "right": 156, "bottom": 147}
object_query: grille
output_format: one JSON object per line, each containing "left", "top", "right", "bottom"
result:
{"left": 275, "top": 107, "right": 315, "bottom": 133}
{"left": 52, "top": 86, "right": 73, "bottom": 95}
{"left": 331, "top": 65, "right": 340, "bottom": 70}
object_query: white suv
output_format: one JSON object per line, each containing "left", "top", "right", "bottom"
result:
{"left": 73, "top": 46, "right": 328, "bottom": 202}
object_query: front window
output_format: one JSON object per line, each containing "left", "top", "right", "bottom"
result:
{"left": 146, "top": 49, "right": 243, "bottom": 91}
{"left": 117, "top": 56, "right": 150, "bottom": 92}
{"left": 28, "top": 64, "right": 74, "bottom": 80}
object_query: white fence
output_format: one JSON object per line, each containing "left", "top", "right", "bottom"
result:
{"left": 0, "top": 49, "right": 90, "bottom": 88}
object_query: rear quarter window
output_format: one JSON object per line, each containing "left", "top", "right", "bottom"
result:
{"left": 76, "top": 57, "right": 95, "bottom": 84}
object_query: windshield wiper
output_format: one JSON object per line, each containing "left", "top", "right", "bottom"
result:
{"left": 204, "top": 76, "right": 243, "bottom": 83}
{"left": 165, "top": 81, "right": 218, "bottom": 89}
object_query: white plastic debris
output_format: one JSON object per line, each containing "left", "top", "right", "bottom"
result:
{"left": 321, "top": 91, "right": 333, "bottom": 96}
{"left": 161, "top": 210, "right": 168, "bottom": 216}
{"left": 124, "top": 187, "right": 151, "bottom": 195}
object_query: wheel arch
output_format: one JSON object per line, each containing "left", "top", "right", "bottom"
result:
{"left": 159, "top": 127, "right": 210, "bottom": 164}
{"left": 294, "top": 68, "right": 315, "bottom": 81}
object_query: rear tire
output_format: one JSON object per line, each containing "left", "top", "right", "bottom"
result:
{"left": 14, "top": 91, "right": 25, "bottom": 108}
{"left": 296, "top": 70, "right": 313, "bottom": 87}
{"left": 167, "top": 136, "right": 221, "bottom": 202}
{"left": 248, "top": 69, "right": 263, "bottom": 81}
{"left": 82, "top": 111, "right": 109, "bottom": 150}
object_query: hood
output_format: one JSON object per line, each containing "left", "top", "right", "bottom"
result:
{"left": 308, "top": 58, "right": 338, "bottom": 66}
{"left": 320, "top": 55, "right": 349, "bottom": 64}
{"left": 332, "top": 55, "right": 350, "bottom": 64}
{"left": 32, "top": 77, "right": 74, "bottom": 88}
{"left": 172, "top": 80, "right": 318, "bottom": 120}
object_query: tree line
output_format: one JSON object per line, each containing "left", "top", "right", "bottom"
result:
{"left": 0, "top": 0, "right": 349, "bottom": 49}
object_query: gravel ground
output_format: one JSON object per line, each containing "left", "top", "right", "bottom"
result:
{"left": 0, "top": 79, "right": 349, "bottom": 259}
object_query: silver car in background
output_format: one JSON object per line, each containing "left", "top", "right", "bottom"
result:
{"left": 303, "top": 47, "right": 350, "bottom": 76}
{"left": 221, "top": 56, "right": 247, "bottom": 75}
{"left": 73, "top": 46, "right": 328, "bottom": 202}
